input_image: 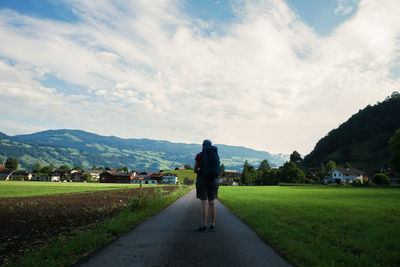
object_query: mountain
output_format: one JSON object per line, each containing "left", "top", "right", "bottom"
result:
{"left": 303, "top": 93, "right": 400, "bottom": 169}
{"left": 0, "top": 129, "right": 288, "bottom": 172}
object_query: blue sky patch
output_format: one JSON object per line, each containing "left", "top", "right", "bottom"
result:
{"left": 40, "top": 73, "right": 89, "bottom": 95}
{"left": 285, "top": 0, "right": 360, "bottom": 36}
{"left": 0, "top": 0, "right": 79, "bottom": 22}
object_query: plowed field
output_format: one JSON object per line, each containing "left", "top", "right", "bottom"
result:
{"left": 0, "top": 186, "right": 178, "bottom": 265}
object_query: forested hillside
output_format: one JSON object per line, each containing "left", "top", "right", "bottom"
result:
{"left": 303, "top": 92, "right": 400, "bottom": 169}
{"left": 0, "top": 129, "right": 287, "bottom": 172}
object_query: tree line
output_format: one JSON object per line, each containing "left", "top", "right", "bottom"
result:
{"left": 239, "top": 126, "right": 400, "bottom": 186}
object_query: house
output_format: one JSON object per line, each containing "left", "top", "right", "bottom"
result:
{"left": 100, "top": 170, "right": 137, "bottom": 183}
{"left": 11, "top": 170, "right": 32, "bottom": 181}
{"left": 324, "top": 168, "right": 363, "bottom": 184}
{"left": 219, "top": 171, "right": 240, "bottom": 186}
{"left": 131, "top": 177, "right": 158, "bottom": 185}
{"left": 51, "top": 169, "right": 71, "bottom": 181}
{"left": 0, "top": 165, "right": 5, "bottom": 170}
{"left": 81, "top": 170, "right": 103, "bottom": 182}
{"left": 151, "top": 173, "right": 165, "bottom": 183}
{"left": 130, "top": 172, "right": 157, "bottom": 184}
{"left": 174, "top": 167, "right": 185, "bottom": 170}
{"left": 31, "top": 175, "right": 52, "bottom": 182}
{"left": 0, "top": 169, "right": 14, "bottom": 181}
{"left": 0, "top": 170, "right": 32, "bottom": 181}
{"left": 162, "top": 175, "right": 178, "bottom": 185}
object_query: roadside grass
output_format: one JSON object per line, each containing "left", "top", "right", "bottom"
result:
{"left": 8, "top": 185, "right": 193, "bottom": 267}
{"left": 218, "top": 186, "right": 400, "bottom": 266}
{"left": 0, "top": 181, "right": 145, "bottom": 198}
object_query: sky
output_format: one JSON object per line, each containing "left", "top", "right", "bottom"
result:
{"left": 0, "top": 0, "right": 399, "bottom": 155}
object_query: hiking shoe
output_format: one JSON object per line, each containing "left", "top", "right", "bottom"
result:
{"left": 208, "top": 224, "right": 216, "bottom": 232}
{"left": 198, "top": 225, "right": 208, "bottom": 233}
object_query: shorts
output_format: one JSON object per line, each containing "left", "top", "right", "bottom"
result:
{"left": 196, "top": 174, "right": 219, "bottom": 201}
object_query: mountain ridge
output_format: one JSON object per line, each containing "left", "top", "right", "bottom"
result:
{"left": 303, "top": 92, "right": 400, "bottom": 169}
{"left": 0, "top": 129, "right": 288, "bottom": 172}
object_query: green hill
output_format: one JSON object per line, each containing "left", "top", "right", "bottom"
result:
{"left": 0, "top": 129, "right": 287, "bottom": 172}
{"left": 303, "top": 92, "right": 400, "bottom": 169}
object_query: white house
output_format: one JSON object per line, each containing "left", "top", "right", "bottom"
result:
{"left": 83, "top": 170, "right": 103, "bottom": 181}
{"left": 162, "top": 175, "right": 178, "bottom": 185}
{"left": 325, "top": 168, "right": 363, "bottom": 184}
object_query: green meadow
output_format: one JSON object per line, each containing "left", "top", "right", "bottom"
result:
{"left": 218, "top": 186, "right": 400, "bottom": 267}
{"left": 0, "top": 181, "right": 142, "bottom": 198}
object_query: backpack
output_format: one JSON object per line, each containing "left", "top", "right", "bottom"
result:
{"left": 201, "top": 144, "right": 221, "bottom": 179}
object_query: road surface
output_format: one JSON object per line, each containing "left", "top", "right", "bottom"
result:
{"left": 76, "top": 189, "right": 292, "bottom": 267}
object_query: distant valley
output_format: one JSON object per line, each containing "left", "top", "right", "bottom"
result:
{"left": 0, "top": 129, "right": 288, "bottom": 172}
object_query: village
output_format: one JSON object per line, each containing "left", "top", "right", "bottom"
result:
{"left": 0, "top": 164, "right": 243, "bottom": 186}
{"left": 1, "top": 161, "right": 397, "bottom": 186}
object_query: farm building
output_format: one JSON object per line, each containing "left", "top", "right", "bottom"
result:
{"left": 100, "top": 171, "right": 137, "bottom": 183}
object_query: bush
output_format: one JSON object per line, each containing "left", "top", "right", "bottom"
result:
{"left": 352, "top": 179, "right": 362, "bottom": 186}
{"left": 12, "top": 175, "right": 25, "bottom": 181}
{"left": 372, "top": 173, "right": 390, "bottom": 185}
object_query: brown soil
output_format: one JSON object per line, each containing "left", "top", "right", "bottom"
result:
{"left": 0, "top": 186, "right": 178, "bottom": 265}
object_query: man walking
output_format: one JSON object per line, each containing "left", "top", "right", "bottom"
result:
{"left": 194, "top": 139, "right": 221, "bottom": 232}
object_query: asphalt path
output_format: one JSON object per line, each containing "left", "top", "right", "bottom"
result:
{"left": 76, "top": 189, "right": 292, "bottom": 267}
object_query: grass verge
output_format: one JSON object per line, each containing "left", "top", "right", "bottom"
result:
{"left": 218, "top": 186, "right": 400, "bottom": 267}
{"left": 8, "top": 185, "right": 193, "bottom": 267}
{"left": 0, "top": 181, "right": 144, "bottom": 198}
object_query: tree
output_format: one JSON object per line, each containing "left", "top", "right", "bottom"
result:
{"left": 5, "top": 157, "right": 18, "bottom": 170}
{"left": 41, "top": 164, "right": 54, "bottom": 174}
{"left": 290, "top": 151, "right": 302, "bottom": 165}
{"left": 372, "top": 173, "right": 389, "bottom": 185}
{"left": 184, "top": 164, "right": 192, "bottom": 170}
{"left": 81, "top": 173, "right": 93, "bottom": 182}
{"left": 319, "top": 163, "right": 326, "bottom": 182}
{"left": 389, "top": 128, "right": 400, "bottom": 175}
{"left": 32, "top": 162, "right": 41, "bottom": 173}
{"left": 73, "top": 166, "right": 83, "bottom": 171}
{"left": 116, "top": 166, "right": 128, "bottom": 173}
{"left": 241, "top": 160, "right": 256, "bottom": 185}
{"left": 325, "top": 160, "right": 337, "bottom": 173}
{"left": 92, "top": 165, "right": 97, "bottom": 170}
{"left": 343, "top": 162, "right": 352, "bottom": 168}
{"left": 255, "top": 160, "right": 273, "bottom": 185}
{"left": 258, "top": 160, "right": 270, "bottom": 172}
{"left": 220, "top": 164, "right": 225, "bottom": 173}
{"left": 59, "top": 165, "right": 70, "bottom": 170}
{"left": 277, "top": 161, "right": 306, "bottom": 184}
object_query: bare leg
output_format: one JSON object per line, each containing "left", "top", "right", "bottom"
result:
{"left": 209, "top": 200, "right": 216, "bottom": 224}
{"left": 201, "top": 200, "right": 208, "bottom": 225}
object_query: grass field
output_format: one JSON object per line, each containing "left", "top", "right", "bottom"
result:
{"left": 218, "top": 186, "right": 400, "bottom": 266}
{"left": 0, "top": 181, "right": 144, "bottom": 198}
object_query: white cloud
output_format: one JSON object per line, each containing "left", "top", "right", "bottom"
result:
{"left": 0, "top": 0, "right": 400, "bottom": 155}
{"left": 334, "top": 0, "right": 358, "bottom": 15}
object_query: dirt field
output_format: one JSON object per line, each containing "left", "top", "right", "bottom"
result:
{"left": 0, "top": 186, "right": 178, "bottom": 265}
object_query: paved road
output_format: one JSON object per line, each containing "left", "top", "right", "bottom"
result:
{"left": 76, "top": 189, "right": 291, "bottom": 267}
